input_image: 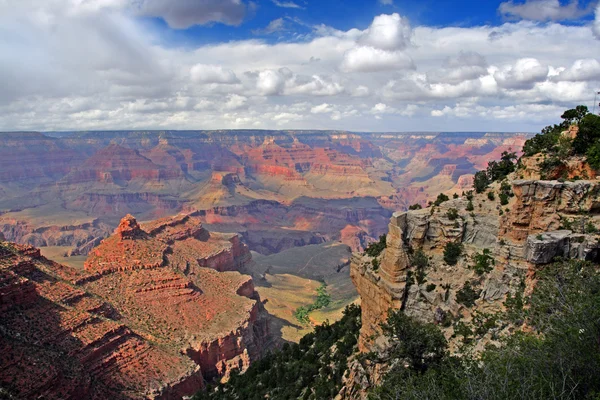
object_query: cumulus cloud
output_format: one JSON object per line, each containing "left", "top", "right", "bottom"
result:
{"left": 257, "top": 69, "right": 287, "bottom": 95}
{"left": 379, "top": 0, "right": 394, "bottom": 5}
{"left": 340, "top": 46, "right": 414, "bottom": 72}
{"left": 359, "top": 13, "right": 412, "bottom": 51}
{"left": 2, "top": 5, "right": 600, "bottom": 132}
{"left": 498, "top": 0, "right": 594, "bottom": 21}
{"left": 427, "top": 51, "right": 488, "bottom": 84}
{"left": 311, "top": 103, "right": 334, "bottom": 114}
{"left": 553, "top": 59, "right": 600, "bottom": 81}
{"left": 132, "top": 0, "right": 248, "bottom": 29}
{"left": 494, "top": 58, "right": 549, "bottom": 89}
{"left": 190, "top": 64, "right": 239, "bottom": 84}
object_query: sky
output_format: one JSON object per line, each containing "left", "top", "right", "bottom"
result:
{"left": 1, "top": 0, "right": 600, "bottom": 133}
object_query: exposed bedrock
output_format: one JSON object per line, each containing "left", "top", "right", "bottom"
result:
{"left": 0, "top": 213, "right": 270, "bottom": 399}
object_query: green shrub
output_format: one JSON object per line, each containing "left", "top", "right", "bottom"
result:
{"left": 364, "top": 235, "right": 387, "bottom": 257}
{"left": 425, "top": 284, "right": 436, "bottom": 292}
{"left": 408, "top": 203, "right": 422, "bottom": 210}
{"left": 499, "top": 192, "right": 509, "bottom": 205}
{"left": 487, "top": 191, "right": 495, "bottom": 201}
{"left": 471, "top": 248, "right": 494, "bottom": 275}
{"left": 585, "top": 221, "right": 598, "bottom": 234}
{"left": 456, "top": 281, "right": 481, "bottom": 308}
{"left": 466, "top": 200, "right": 474, "bottom": 211}
{"left": 473, "top": 171, "right": 489, "bottom": 193}
{"left": 443, "top": 242, "right": 463, "bottom": 266}
{"left": 446, "top": 208, "right": 459, "bottom": 220}
{"left": 433, "top": 193, "right": 450, "bottom": 206}
{"left": 371, "top": 257, "right": 380, "bottom": 271}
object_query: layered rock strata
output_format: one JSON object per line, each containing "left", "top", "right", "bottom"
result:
{"left": 0, "top": 213, "right": 268, "bottom": 399}
{"left": 352, "top": 168, "right": 600, "bottom": 353}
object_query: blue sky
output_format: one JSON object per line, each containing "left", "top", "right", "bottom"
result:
{"left": 1, "top": 0, "right": 600, "bottom": 132}
{"left": 145, "top": 0, "right": 599, "bottom": 46}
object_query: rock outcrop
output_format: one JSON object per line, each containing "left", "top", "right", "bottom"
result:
{"left": 350, "top": 167, "right": 600, "bottom": 370}
{"left": 0, "top": 214, "right": 269, "bottom": 399}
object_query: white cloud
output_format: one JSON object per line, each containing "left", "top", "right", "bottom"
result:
{"left": 553, "top": 59, "right": 600, "bottom": 81}
{"left": 131, "top": 0, "right": 248, "bottom": 29}
{"left": 253, "top": 18, "right": 286, "bottom": 35}
{"left": 340, "top": 46, "right": 414, "bottom": 72}
{"left": 271, "top": 0, "right": 304, "bottom": 9}
{"left": 224, "top": 94, "right": 247, "bottom": 110}
{"left": 499, "top": 0, "right": 593, "bottom": 21}
{"left": 494, "top": 58, "right": 549, "bottom": 89}
{"left": 311, "top": 103, "right": 334, "bottom": 113}
{"left": 379, "top": 0, "right": 394, "bottom": 5}
{"left": 359, "top": 13, "right": 412, "bottom": 51}
{"left": 257, "top": 69, "right": 287, "bottom": 95}
{"left": 2, "top": 5, "right": 600, "bottom": 132}
{"left": 427, "top": 51, "right": 488, "bottom": 84}
{"left": 190, "top": 64, "right": 239, "bottom": 84}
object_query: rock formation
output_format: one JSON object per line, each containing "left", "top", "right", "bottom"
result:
{"left": 348, "top": 156, "right": 600, "bottom": 396}
{"left": 0, "top": 214, "right": 269, "bottom": 399}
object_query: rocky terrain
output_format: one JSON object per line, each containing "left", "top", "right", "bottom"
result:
{"left": 344, "top": 154, "right": 600, "bottom": 397}
{"left": 0, "top": 130, "right": 529, "bottom": 259}
{"left": 0, "top": 213, "right": 268, "bottom": 399}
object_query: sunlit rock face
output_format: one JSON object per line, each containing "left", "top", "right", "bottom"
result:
{"left": 0, "top": 213, "right": 269, "bottom": 399}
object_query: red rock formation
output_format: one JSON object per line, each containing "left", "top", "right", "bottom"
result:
{"left": 61, "top": 144, "right": 183, "bottom": 185}
{"left": 0, "top": 214, "right": 269, "bottom": 399}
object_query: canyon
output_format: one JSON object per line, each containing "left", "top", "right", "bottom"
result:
{"left": 0, "top": 214, "right": 267, "bottom": 399}
{"left": 0, "top": 130, "right": 529, "bottom": 258}
{"left": 344, "top": 154, "right": 600, "bottom": 398}
{"left": 0, "top": 129, "right": 531, "bottom": 398}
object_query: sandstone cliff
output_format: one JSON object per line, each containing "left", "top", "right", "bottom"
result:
{"left": 346, "top": 158, "right": 600, "bottom": 397}
{"left": 0, "top": 214, "right": 269, "bottom": 399}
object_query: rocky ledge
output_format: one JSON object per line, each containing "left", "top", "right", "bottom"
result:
{"left": 0, "top": 213, "right": 269, "bottom": 399}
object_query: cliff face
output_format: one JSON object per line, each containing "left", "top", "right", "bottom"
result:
{"left": 350, "top": 160, "right": 600, "bottom": 393}
{"left": 0, "top": 213, "right": 269, "bottom": 399}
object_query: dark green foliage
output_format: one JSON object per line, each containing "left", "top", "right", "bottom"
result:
{"left": 561, "top": 105, "right": 588, "bottom": 124}
{"left": 522, "top": 121, "right": 567, "bottom": 157}
{"left": 371, "top": 257, "right": 380, "bottom": 271}
{"left": 411, "top": 249, "right": 428, "bottom": 270}
{"left": 573, "top": 113, "right": 600, "bottom": 155}
{"left": 466, "top": 200, "right": 474, "bottom": 211}
{"left": 456, "top": 281, "right": 481, "bottom": 308}
{"left": 487, "top": 191, "right": 495, "bottom": 201}
{"left": 473, "top": 171, "right": 489, "bottom": 193}
{"left": 470, "top": 248, "right": 494, "bottom": 275}
{"left": 486, "top": 151, "right": 517, "bottom": 182}
{"left": 370, "top": 259, "right": 600, "bottom": 400}
{"left": 443, "top": 242, "right": 463, "bottom": 266}
{"left": 585, "top": 221, "right": 598, "bottom": 234}
{"left": 585, "top": 135, "right": 600, "bottom": 169}
{"left": 465, "top": 190, "right": 474, "bottom": 201}
{"left": 446, "top": 208, "right": 459, "bottom": 220}
{"left": 499, "top": 192, "right": 509, "bottom": 206}
{"left": 194, "top": 305, "right": 361, "bottom": 400}
{"left": 380, "top": 310, "right": 447, "bottom": 373}
{"left": 408, "top": 203, "right": 422, "bottom": 210}
{"left": 412, "top": 249, "right": 429, "bottom": 285}
{"left": 294, "top": 283, "right": 331, "bottom": 323}
{"left": 364, "top": 235, "right": 387, "bottom": 257}
{"left": 453, "top": 193, "right": 459, "bottom": 199}
{"left": 433, "top": 193, "right": 449, "bottom": 206}
{"left": 425, "top": 284, "right": 436, "bottom": 292}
